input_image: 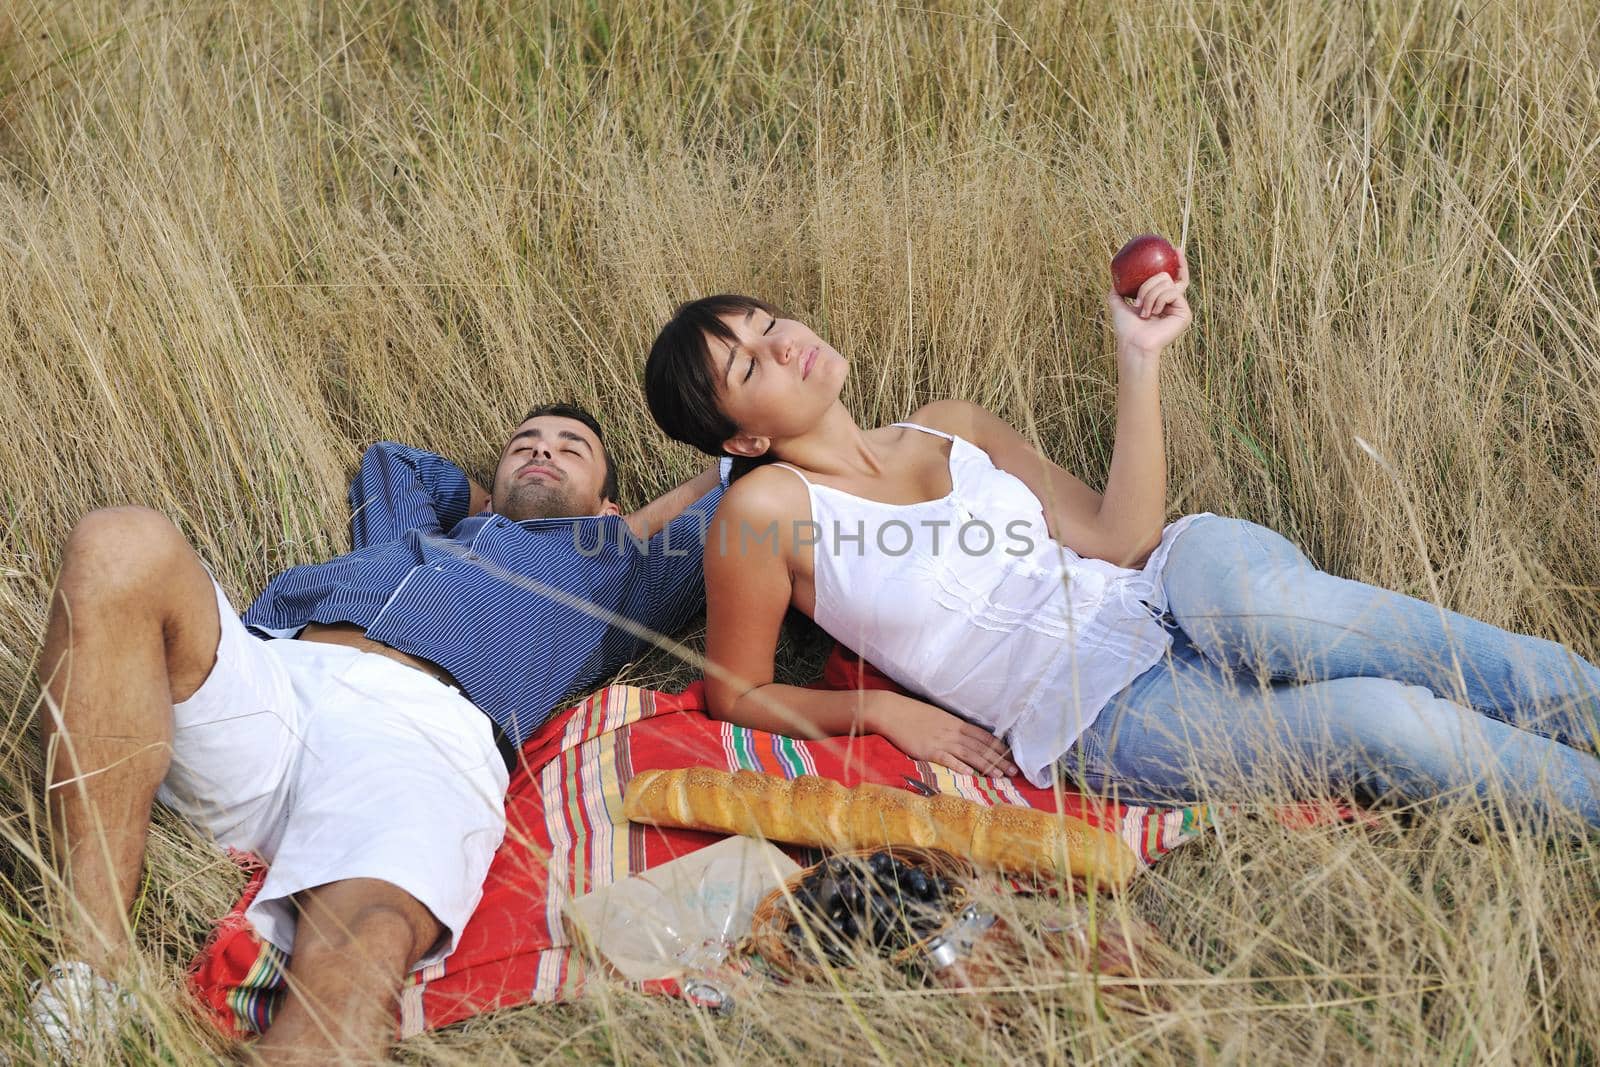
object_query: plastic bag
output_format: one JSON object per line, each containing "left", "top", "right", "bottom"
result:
{"left": 565, "top": 836, "right": 800, "bottom": 985}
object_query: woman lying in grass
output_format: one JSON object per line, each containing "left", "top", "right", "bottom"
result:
{"left": 643, "top": 261, "right": 1600, "bottom": 830}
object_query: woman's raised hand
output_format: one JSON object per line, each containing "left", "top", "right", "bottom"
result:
{"left": 1105, "top": 246, "right": 1192, "bottom": 357}
{"left": 869, "top": 691, "right": 1020, "bottom": 778}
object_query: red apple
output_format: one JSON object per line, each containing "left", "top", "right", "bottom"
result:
{"left": 1110, "top": 234, "right": 1181, "bottom": 298}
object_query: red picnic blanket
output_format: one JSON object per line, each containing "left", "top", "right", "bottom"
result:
{"left": 188, "top": 649, "right": 1214, "bottom": 1038}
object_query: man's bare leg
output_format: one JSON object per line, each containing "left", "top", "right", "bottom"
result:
{"left": 250, "top": 878, "right": 444, "bottom": 1065}
{"left": 38, "top": 505, "right": 222, "bottom": 974}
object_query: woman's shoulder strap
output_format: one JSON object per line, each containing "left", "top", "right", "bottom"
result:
{"left": 890, "top": 420, "right": 956, "bottom": 442}
{"left": 763, "top": 461, "right": 815, "bottom": 488}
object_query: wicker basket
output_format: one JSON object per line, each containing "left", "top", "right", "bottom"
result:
{"left": 742, "top": 846, "right": 975, "bottom": 983}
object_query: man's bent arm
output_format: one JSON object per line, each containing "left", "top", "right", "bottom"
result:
{"left": 622, "top": 459, "right": 728, "bottom": 541}
{"left": 350, "top": 442, "right": 475, "bottom": 550}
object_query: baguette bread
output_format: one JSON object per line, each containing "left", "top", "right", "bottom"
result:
{"left": 621, "top": 768, "right": 1139, "bottom": 888}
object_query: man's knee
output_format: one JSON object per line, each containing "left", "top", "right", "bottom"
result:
{"left": 59, "top": 507, "right": 193, "bottom": 605}
{"left": 300, "top": 905, "right": 420, "bottom": 965}
{"left": 294, "top": 882, "right": 443, "bottom": 973}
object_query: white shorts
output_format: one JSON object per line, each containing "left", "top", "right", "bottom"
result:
{"left": 157, "top": 581, "right": 509, "bottom": 966}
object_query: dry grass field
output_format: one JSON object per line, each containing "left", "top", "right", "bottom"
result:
{"left": 2, "top": 0, "right": 1599, "bottom": 1062}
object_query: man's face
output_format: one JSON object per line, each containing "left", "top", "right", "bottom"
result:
{"left": 489, "top": 415, "right": 617, "bottom": 521}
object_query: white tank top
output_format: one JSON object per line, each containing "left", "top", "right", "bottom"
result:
{"left": 772, "top": 422, "right": 1211, "bottom": 788}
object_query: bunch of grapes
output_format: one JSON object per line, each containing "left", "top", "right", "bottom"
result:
{"left": 785, "top": 851, "right": 958, "bottom": 964}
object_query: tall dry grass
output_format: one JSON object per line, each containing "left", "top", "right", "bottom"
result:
{"left": 2, "top": 0, "right": 1599, "bottom": 1061}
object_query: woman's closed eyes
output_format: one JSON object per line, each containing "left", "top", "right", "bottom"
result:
{"left": 742, "top": 316, "right": 776, "bottom": 382}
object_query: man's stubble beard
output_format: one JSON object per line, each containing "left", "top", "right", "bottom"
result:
{"left": 494, "top": 480, "right": 593, "bottom": 522}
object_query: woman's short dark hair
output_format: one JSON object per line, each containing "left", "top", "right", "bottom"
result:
{"left": 644, "top": 294, "right": 778, "bottom": 460}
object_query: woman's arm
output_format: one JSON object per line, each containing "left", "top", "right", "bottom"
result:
{"left": 702, "top": 474, "right": 887, "bottom": 738}
{"left": 703, "top": 472, "right": 1017, "bottom": 776}
{"left": 702, "top": 472, "right": 807, "bottom": 721}
{"left": 915, "top": 254, "right": 1191, "bottom": 568}
{"left": 1093, "top": 254, "right": 1192, "bottom": 563}
{"left": 722, "top": 683, "right": 1018, "bottom": 777}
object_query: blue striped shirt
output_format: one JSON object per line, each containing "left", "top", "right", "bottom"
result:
{"left": 241, "top": 442, "right": 723, "bottom": 745}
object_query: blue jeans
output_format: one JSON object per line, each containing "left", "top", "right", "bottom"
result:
{"left": 1062, "top": 515, "right": 1600, "bottom": 829}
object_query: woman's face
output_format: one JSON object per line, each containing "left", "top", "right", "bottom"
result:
{"left": 705, "top": 307, "right": 845, "bottom": 450}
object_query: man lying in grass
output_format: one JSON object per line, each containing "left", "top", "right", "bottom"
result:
{"left": 30, "top": 403, "right": 726, "bottom": 1063}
